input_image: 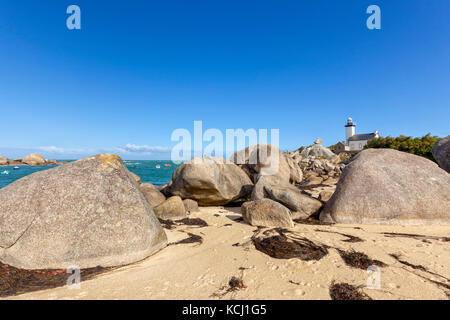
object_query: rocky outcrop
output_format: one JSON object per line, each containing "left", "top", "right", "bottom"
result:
{"left": 168, "top": 156, "right": 253, "bottom": 206}
{"left": 251, "top": 175, "right": 322, "bottom": 219}
{"left": 299, "top": 158, "right": 344, "bottom": 180}
{"left": 22, "top": 153, "right": 46, "bottom": 165}
{"left": 284, "top": 141, "right": 345, "bottom": 192}
{"left": 0, "top": 154, "right": 167, "bottom": 269}
{"left": 231, "top": 144, "right": 302, "bottom": 184}
{"left": 432, "top": 135, "right": 450, "bottom": 173}
{"left": 300, "top": 139, "right": 336, "bottom": 160}
{"left": 183, "top": 199, "right": 199, "bottom": 213}
{"left": 140, "top": 183, "right": 166, "bottom": 207}
{"left": 241, "top": 199, "right": 294, "bottom": 228}
{"left": 300, "top": 139, "right": 336, "bottom": 159}
{"left": 0, "top": 156, "right": 8, "bottom": 165}
{"left": 320, "top": 149, "right": 450, "bottom": 225}
{"left": 153, "top": 196, "right": 187, "bottom": 220}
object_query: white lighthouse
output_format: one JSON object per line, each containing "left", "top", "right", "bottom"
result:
{"left": 343, "top": 117, "right": 379, "bottom": 151}
{"left": 332, "top": 118, "right": 380, "bottom": 153}
{"left": 345, "top": 117, "right": 355, "bottom": 141}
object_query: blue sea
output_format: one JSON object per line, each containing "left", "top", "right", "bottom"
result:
{"left": 0, "top": 160, "right": 179, "bottom": 189}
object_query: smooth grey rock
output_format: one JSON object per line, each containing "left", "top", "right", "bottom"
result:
{"left": 0, "top": 154, "right": 167, "bottom": 269}
{"left": 241, "top": 199, "right": 294, "bottom": 228}
{"left": 432, "top": 135, "right": 450, "bottom": 173}
{"left": 153, "top": 196, "right": 187, "bottom": 220}
{"left": 320, "top": 149, "right": 450, "bottom": 225}
{"left": 168, "top": 156, "right": 253, "bottom": 206}
{"left": 140, "top": 183, "right": 166, "bottom": 207}
{"left": 265, "top": 185, "right": 323, "bottom": 219}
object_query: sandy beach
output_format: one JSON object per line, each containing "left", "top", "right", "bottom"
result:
{"left": 1, "top": 1, "right": 449, "bottom": 306}
{"left": 5, "top": 206, "right": 449, "bottom": 300}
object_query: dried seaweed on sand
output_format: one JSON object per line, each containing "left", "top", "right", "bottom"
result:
{"left": 252, "top": 228, "right": 328, "bottom": 261}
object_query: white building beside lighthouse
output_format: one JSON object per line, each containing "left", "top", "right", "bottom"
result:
{"left": 344, "top": 118, "right": 379, "bottom": 151}
{"left": 333, "top": 118, "right": 380, "bottom": 152}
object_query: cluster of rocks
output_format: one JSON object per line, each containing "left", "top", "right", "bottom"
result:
{"left": 152, "top": 140, "right": 346, "bottom": 228}
{"left": 226, "top": 143, "right": 327, "bottom": 227}
{"left": 137, "top": 179, "right": 199, "bottom": 219}
{"left": 0, "top": 153, "right": 62, "bottom": 166}
{"left": 300, "top": 158, "right": 345, "bottom": 180}
{"left": 282, "top": 139, "right": 345, "bottom": 201}
{"left": 232, "top": 139, "right": 448, "bottom": 227}
{"left": 0, "top": 135, "right": 448, "bottom": 271}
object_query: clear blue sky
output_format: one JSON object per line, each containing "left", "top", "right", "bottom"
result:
{"left": 1, "top": 0, "right": 449, "bottom": 159}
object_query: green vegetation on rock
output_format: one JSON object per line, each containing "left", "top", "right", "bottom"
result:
{"left": 364, "top": 134, "right": 440, "bottom": 161}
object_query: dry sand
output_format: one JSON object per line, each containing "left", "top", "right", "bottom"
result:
{"left": 4, "top": 206, "right": 450, "bottom": 300}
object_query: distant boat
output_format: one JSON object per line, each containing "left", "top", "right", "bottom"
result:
{"left": 13, "top": 166, "right": 19, "bottom": 170}
{"left": 1, "top": 170, "right": 9, "bottom": 175}
{"left": 155, "top": 165, "right": 161, "bottom": 169}
{"left": 164, "top": 164, "right": 172, "bottom": 167}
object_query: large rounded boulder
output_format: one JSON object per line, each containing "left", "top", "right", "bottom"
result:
{"left": 22, "top": 153, "right": 46, "bottom": 165}
{"left": 432, "top": 135, "right": 450, "bottom": 173}
{"left": 320, "top": 149, "right": 450, "bottom": 225}
{"left": 230, "top": 144, "right": 302, "bottom": 184}
{"left": 168, "top": 156, "right": 253, "bottom": 206}
{"left": 0, "top": 154, "right": 167, "bottom": 269}
{"left": 241, "top": 199, "right": 294, "bottom": 228}
{"left": 153, "top": 196, "right": 187, "bottom": 220}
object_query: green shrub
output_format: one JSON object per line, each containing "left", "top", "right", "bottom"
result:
{"left": 364, "top": 134, "right": 440, "bottom": 161}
